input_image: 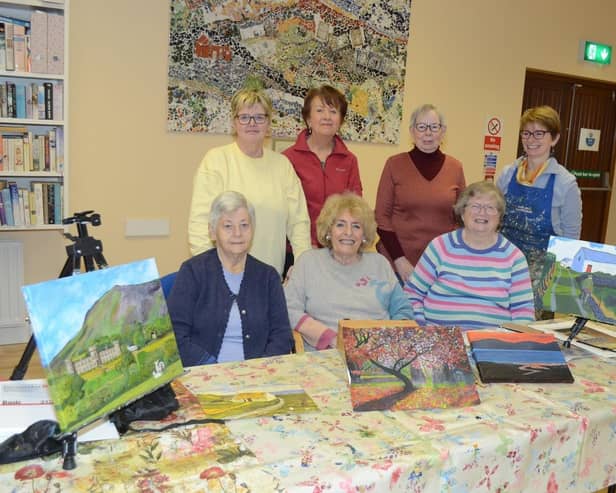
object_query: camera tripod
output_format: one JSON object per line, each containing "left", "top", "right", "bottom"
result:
{"left": 10, "top": 210, "right": 107, "bottom": 469}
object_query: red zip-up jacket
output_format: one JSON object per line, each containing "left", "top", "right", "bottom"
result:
{"left": 283, "top": 129, "right": 363, "bottom": 246}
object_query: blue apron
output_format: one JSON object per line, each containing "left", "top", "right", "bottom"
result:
{"left": 501, "top": 172, "right": 556, "bottom": 311}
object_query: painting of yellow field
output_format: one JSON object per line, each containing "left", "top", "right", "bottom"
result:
{"left": 21, "top": 258, "right": 184, "bottom": 433}
{"left": 196, "top": 385, "right": 319, "bottom": 420}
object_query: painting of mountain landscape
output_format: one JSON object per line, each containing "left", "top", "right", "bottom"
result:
{"left": 341, "top": 324, "right": 479, "bottom": 412}
{"left": 467, "top": 331, "right": 574, "bottom": 383}
{"left": 540, "top": 236, "right": 616, "bottom": 324}
{"left": 21, "top": 259, "right": 183, "bottom": 433}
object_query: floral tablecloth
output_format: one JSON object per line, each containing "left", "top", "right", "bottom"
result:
{"left": 2, "top": 349, "right": 616, "bottom": 492}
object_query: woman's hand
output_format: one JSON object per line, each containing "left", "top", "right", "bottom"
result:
{"left": 394, "top": 256, "right": 414, "bottom": 282}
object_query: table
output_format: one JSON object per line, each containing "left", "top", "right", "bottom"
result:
{"left": 1, "top": 348, "right": 616, "bottom": 492}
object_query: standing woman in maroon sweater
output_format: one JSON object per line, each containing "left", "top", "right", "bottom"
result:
{"left": 375, "top": 103, "right": 466, "bottom": 282}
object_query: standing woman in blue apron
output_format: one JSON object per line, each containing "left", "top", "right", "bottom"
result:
{"left": 497, "top": 106, "right": 582, "bottom": 316}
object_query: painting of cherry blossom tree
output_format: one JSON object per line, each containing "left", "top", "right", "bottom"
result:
{"left": 342, "top": 324, "right": 479, "bottom": 411}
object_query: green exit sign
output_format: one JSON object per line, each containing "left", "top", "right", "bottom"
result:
{"left": 584, "top": 41, "right": 612, "bottom": 65}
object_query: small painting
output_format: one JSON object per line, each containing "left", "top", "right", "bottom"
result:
{"left": 467, "top": 331, "right": 574, "bottom": 383}
{"left": 540, "top": 236, "right": 616, "bottom": 324}
{"left": 21, "top": 258, "right": 184, "bottom": 433}
{"left": 195, "top": 385, "right": 319, "bottom": 420}
{"left": 342, "top": 324, "right": 479, "bottom": 412}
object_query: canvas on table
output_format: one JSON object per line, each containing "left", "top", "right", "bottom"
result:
{"left": 467, "top": 331, "right": 574, "bottom": 384}
{"left": 340, "top": 322, "right": 480, "bottom": 412}
{"left": 21, "top": 258, "right": 184, "bottom": 433}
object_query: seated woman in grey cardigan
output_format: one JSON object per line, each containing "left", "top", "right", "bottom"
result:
{"left": 168, "top": 191, "right": 293, "bottom": 366}
{"left": 284, "top": 192, "right": 414, "bottom": 351}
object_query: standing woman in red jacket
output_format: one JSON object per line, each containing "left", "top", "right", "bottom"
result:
{"left": 283, "top": 85, "right": 363, "bottom": 248}
{"left": 375, "top": 103, "right": 466, "bottom": 282}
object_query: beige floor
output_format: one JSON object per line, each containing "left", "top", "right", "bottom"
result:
{"left": 0, "top": 342, "right": 46, "bottom": 380}
{"left": 0, "top": 343, "right": 612, "bottom": 492}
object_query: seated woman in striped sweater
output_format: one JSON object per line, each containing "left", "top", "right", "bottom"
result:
{"left": 405, "top": 181, "right": 535, "bottom": 329}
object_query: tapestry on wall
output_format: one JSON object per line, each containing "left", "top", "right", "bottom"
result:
{"left": 167, "top": 0, "right": 412, "bottom": 144}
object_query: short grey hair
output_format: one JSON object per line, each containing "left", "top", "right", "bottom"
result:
{"left": 208, "top": 191, "right": 256, "bottom": 231}
{"left": 453, "top": 181, "right": 506, "bottom": 226}
{"left": 410, "top": 103, "right": 446, "bottom": 129}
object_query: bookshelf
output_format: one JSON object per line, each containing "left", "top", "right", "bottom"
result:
{"left": 0, "top": 0, "right": 67, "bottom": 230}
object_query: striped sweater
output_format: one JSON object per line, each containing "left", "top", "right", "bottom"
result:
{"left": 405, "top": 229, "right": 535, "bottom": 328}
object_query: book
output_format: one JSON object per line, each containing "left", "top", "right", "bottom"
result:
{"left": 340, "top": 322, "right": 480, "bottom": 412}
{"left": 53, "top": 181, "right": 62, "bottom": 224}
{"left": 467, "top": 331, "right": 574, "bottom": 383}
{"left": 46, "top": 13, "right": 64, "bottom": 75}
{"left": 12, "top": 135, "right": 24, "bottom": 172}
{"left": 19, "top": 188, "right": 30, "bottom": 226}
{"left": 30, "top": 82, "right": 39, "bottom": 119}
{"left": 37, "top": 83, "right": 45, "bottom": 119}
{"left": 12, "top": 23, "right": 26, "bottom": 72}
{"left": 1, "top": 187, "right": 13, "bottom": 225}
{"left": 4, "top": 21, "right": 14, "bottom": 71}
{"left": 28, "top": 189, "right": 36, "bottom": 224}
{"left": 31, "top": 134, "right": 41, "bottom": 171}
{"left": 43, "top": 134, "right": 49, "bottom": 170}
{"left": 0, "top": 23, "right": 6, "bottom": 71}
{"left": 29, "top": 10, "right": 48, "bottom": 73}
{"left": 52, "top": 82, "right": 63, "bottom": 120}
{"left": 48, "top": 128, "right": 56, "bottom": 171}
{"left": 0, "top": 84, "right": 6, "bottom": 118}
{"left": 0, "top": 192, "right": 6, "bottom": 225}
{"left": 6, "top": 82, "right": 16, "bottom": 117}
{"left": 46, "top": 182, "right": 55, "bottom": 223}
{"left": 55, "top": 127, "right": 64, "bottom": 172}
{"left": 15, "top": 83, "right": 26, "bottom": 119}
{"left": 31, "top": 181, "right": 44, "bottom": 225}
{"left": 21, "top": 259, "right": 184, "bottom": 433}
{"left": 8, "top": 181, "right": 22, "bottom": 226}
{"left": 43, "top": 82, "right": 53, "bottom": 119}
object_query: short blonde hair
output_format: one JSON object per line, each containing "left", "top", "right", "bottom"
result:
{"left": 230, "top": 76, "right": 273, "bottom": 119}
{"left": 453, "top": 181, "right": 506, "bottom": 225}
{"left": 316, "top": 193, "right": 376, "bottom": 251}
{"left": 519, "top": 105, "right": 560, "bottom": 136}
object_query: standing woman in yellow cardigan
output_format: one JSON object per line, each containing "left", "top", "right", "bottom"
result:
{"left": 188, "top": 78, "right": 311, "bottom": 276}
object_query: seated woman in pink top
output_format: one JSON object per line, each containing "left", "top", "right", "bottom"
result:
{"left": 375, "top": 103, "right": 466, "bottom": 282}
{"left": 405, "top": 181, "right": 535, "bottom": 329}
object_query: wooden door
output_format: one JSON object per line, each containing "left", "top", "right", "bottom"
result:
{"left": 520, "top": 70, "right": 616, "bottom": 242}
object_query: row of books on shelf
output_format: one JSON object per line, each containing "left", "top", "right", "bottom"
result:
{"left": 0, "top": 11, "right": 64, "bottom": 74}
{"left": 0, "top": 80, "right": 62, "bottom": 120}
{"left": 0, "top": 126, "right": 63, "bottom": 172}
{"left": 0, "top": 180, "right": 62, "bottom": 227}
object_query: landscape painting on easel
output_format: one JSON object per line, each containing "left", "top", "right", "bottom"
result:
{"left": 21, "top": 258, "right": 183, "bottom": 433}
{"left": 341, "top": 324, "right": 479, "bottom": 412}
{"left": 540, "top": 236, "right": 616, "bottom": 324}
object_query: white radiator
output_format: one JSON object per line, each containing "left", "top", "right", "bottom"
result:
{"left": 0, "top": 241, "right": 29, "bottom": 344}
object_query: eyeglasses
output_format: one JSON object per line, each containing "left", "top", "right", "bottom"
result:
{"left": 520, "top": 129, "right": 550, "bottom": 139}
{"left": 236, "top": 114, "right": 268, "bottom": 125}
{"left": 467, "top": 203, "right": 499, "bottom": 215}
{"left": 414, "top": 122, "right": 442, "bottom": 133}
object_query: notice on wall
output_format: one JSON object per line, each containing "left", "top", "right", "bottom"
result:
{"left": 578, "top": 128, "right": 601, "bottom": 151}
{"left": 483, "top": 116, "right": 503, "bottom": 180}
